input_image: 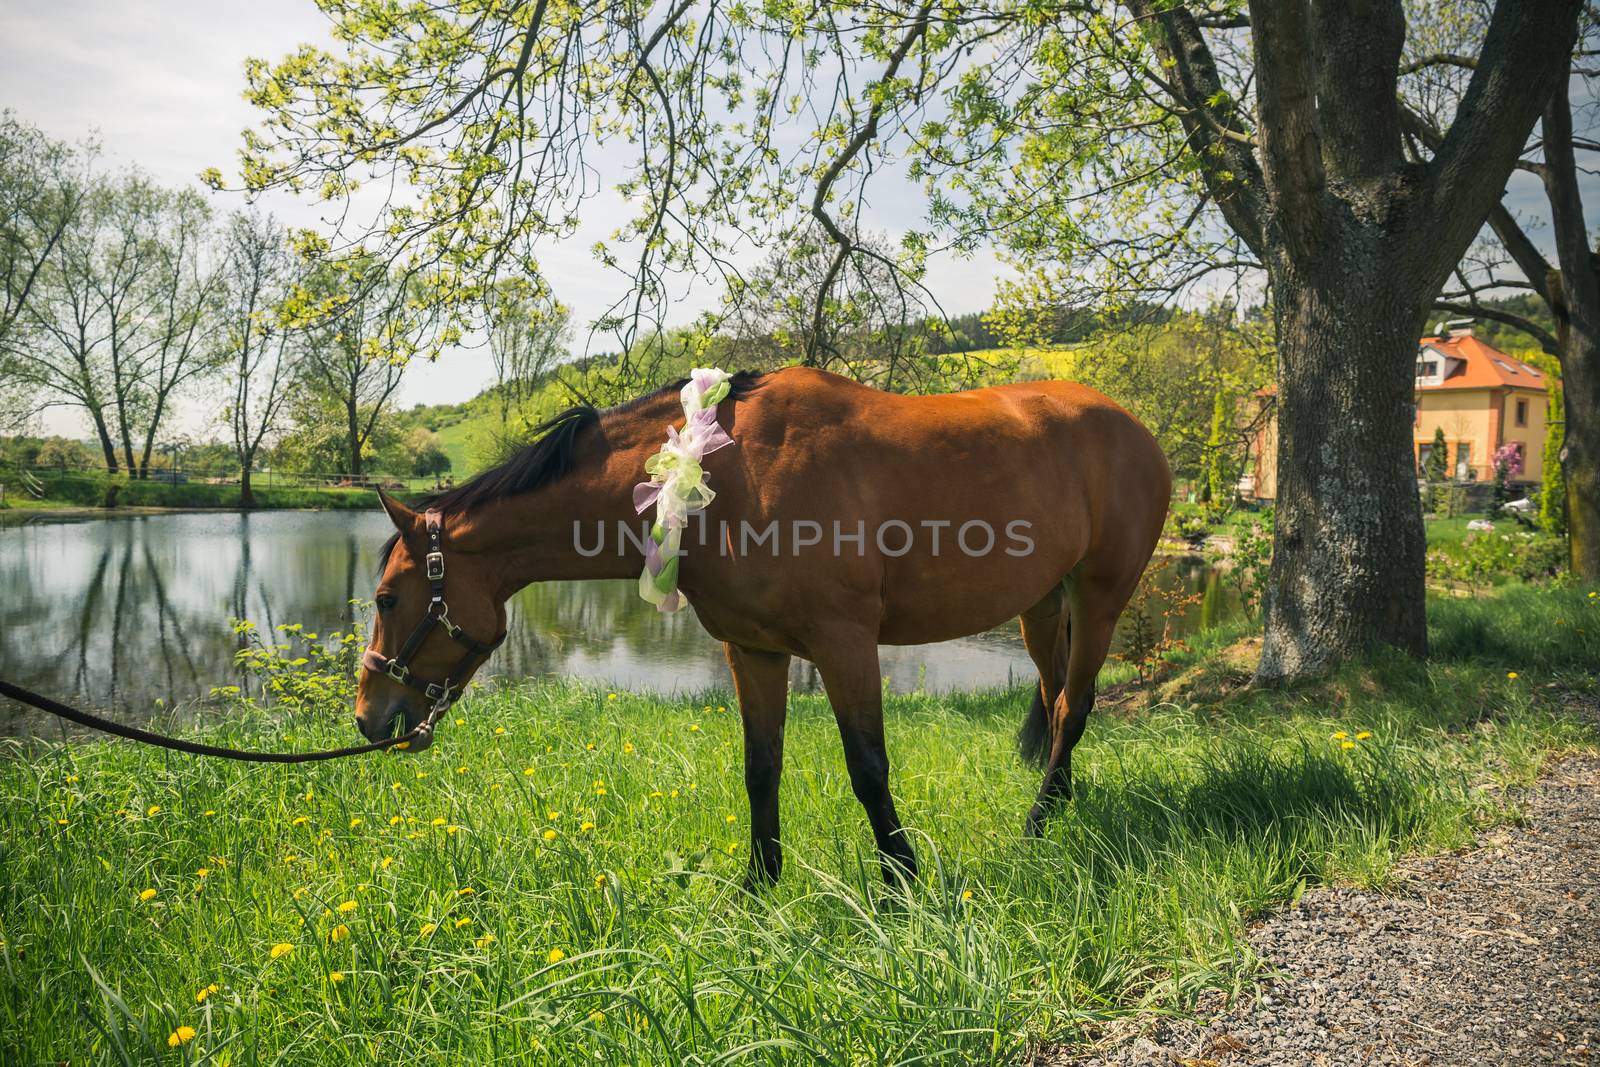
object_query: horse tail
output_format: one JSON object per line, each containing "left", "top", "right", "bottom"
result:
{"left": 1017, "top": 684, "right": 1050, "bottom": 767}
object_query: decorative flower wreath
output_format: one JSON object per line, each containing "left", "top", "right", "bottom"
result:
{"left": 631, "top": 368, "right": 735, "bottom": 612}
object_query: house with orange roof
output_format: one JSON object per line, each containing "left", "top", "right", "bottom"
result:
{"left": 1245, "top": 323, "right": 1549, "bottom": 501}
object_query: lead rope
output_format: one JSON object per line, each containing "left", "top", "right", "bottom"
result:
{"left": 0, "top": 677, "right": 425, "bottom": 763}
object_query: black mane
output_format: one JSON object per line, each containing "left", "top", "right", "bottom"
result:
{"left": 417, "top": 370, "right": 763, "bottom": 519}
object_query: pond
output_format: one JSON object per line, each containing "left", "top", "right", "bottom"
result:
{"left": 0, "top": 511, "right": 1241, "bottom": 735}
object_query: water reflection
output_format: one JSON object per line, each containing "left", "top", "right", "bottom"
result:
{"left": 0, "top": 511, "right": 1238, "bottom": 735}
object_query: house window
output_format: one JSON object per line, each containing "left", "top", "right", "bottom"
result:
{"left": 1454, "top": 442, "right": 1472, "bottom": 480}
{"left": 1514, "top": 397, "right": 1528, "bottom": 427}
{"left": 1417, "top": 443, "right": 1432, "bottom": 473}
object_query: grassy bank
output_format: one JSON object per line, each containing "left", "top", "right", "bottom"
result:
{"left": 1, "top": 587, "right": 1595, "bottom": 1064}
{"left": 0, "top": 469, "right": 434, "bottom": 514}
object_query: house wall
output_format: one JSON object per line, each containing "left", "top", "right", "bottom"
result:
{"left": 1499, "top": 388, "right": 1546, "bottom": 482}
{"left": 1248, "top": 398, "right": 1278, "bottom": 500}
{"left": 1415, "top": 391, "right": 1495, "bottom": 480}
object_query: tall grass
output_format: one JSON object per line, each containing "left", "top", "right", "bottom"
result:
{"left": 0, "top": 587, "right": 1594, "bottom": 1064}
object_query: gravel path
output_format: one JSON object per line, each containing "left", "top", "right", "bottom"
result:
{"left": 1049, "top": 755, "right": 1600, "bottom": 1066}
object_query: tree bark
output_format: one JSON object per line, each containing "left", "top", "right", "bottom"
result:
{"left": 1538, "top": 79, "right": 1600, "bottom": 578}
{"left": 239, "top": 456, "right": 257, "bottom": 509}
{"left": 1257, "top": 255, "right": 1429, "bottom": 682}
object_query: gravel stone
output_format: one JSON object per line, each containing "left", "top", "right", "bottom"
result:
{"left": 1041, "top": 755, "right": 1600, "bottom": 1066}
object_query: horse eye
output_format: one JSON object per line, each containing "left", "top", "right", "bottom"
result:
{"left": 375, "top": 594, "right": 397, "bottom": 613}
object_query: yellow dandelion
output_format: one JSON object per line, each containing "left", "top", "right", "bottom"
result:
{"left": 716, "top": 706, "right": 726, "bottom": 713}
{"left": 961, "top": 889, "right": 973, "bottom": 901}
{"left": 580, "top": 821, "right": 595, "bottom": 832}
{"left": 1331, "top": 731, "right": 1347, "bottom": 740}
{"left": 414, "top": 771, "right": 427, "bottom": 780}
{"left": 542, "top": 829, "right": 558, "bottom": 842}
{"left": 381, "top": 856, "right": 395, "bottom": 869}
{"left": 547, "top": 948, "right": 566, "bottom": 964}
{"left": 337, "top": 900, "right": 357, "bottom": 914}
{"left": 147, "top": 805, "right": 161, "bottom": 816}
{"left": 349, "top": 818, "right": 363, "bottom": 829}
{"left": 725, "top": 814, "right": 737, "bottom": 824}
{"left": 524, "top": 768, "right": 535, "bottom": 777}
{"left": 607, "top": 692, "right": 618, "bottom": 701}
{"left": 670, "top": 789, "right": 680, "bottom": 798}
{"left": 595, "top": 786, "right": 608, "bottom": 796}
{"left": 689, "top": 724, "right": 701, "bottom": 732}
{"left": 329, "top": 970, "right": 346, "bottom": 983}
{"left": 454, "top": 917, "right": 472, "bottom": 929}
{"left": 391, "top": 782, "right": 402, "bottom": 791}
{"left": 196, "top": 868, "right": 210, "bottom": 878}
{"left": 1340, "top": 740, "right": 1356, "bottom": 750}
{"left": 1355, "top": 731, "right": 1371, "bottom": 740}
{"left": 455, "top": 718, "right": 465, "bottom": 726}
{"left": 548, "top": 810, "right": 561, "bottom": 820}
{"left": 138, "top": 888, "right": 157, "bottom": 902}
{"left": 623, "top": 742, "right": 634, "bottom": 753}
{"left": 586, "top": 742, "right": 596, "bottom": 751}
{"left": 431, "top": 817, "right": 447, "bottom": 827}
{"left": 65, "top": 775, "right": 79, "bottom": 783}
{"left": 389, "top": 815, "right": 402, "bottom": 826}
{"left": 269, "top": 942, "right": 294, "bottom": 959}
{"left": 457, "top": 887, "right": 475, "bottom": 896}
{"left": 589, "top": 1010, "right": 605, "bottom": 1024}
{"left": 328, "top": 924, "right": 351, "bottom": 943}
{"left": 494, "top": 727, "right": 506, "bottom": 736}
{"left": 725, "top": 842, "right": 738, "bottom": 854}
{"left": 1506, "top": 671, "right": 1519, "bottom": 680}
{"left": 420, "top": 922, "right": 437, "bottom": 936}
{"left": 203, "top": 810, "right": 215, "bottom": 817}
{"left": 195, "top": 983, "right": 218, "bottom": 1003}
{"left": 292, "top": 815, "right": 309, "bottom": 826}
{"left": 446, "top": 825, "right": 459, "bottom": 835}
{"left": 594, "top": 873, "right": 607, "bottom": 888}
{"left": 167, "top": 1026, "right": 196, "bottom": 1048}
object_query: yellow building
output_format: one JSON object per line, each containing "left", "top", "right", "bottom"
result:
{"left": 1247, "top": 326, "right": 1549, "bottom": 501}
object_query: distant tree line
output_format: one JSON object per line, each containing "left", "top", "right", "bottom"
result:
{"left": 0, "top": 112, "right": 497, "bottom": 504}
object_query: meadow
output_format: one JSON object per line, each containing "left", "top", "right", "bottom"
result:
{"left": 1, "top": 586, "right": 1596, "bottom": 1065}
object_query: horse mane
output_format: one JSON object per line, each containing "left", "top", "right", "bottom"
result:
{"left": 416, "top": 370, "right": 764, "bottom": 522}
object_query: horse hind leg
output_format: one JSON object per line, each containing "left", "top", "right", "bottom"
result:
{"left": 1017, "top": 582, "right": 1068, "bottom": 766}
{"left": 1023, "top": 565, "right": 1137, "bottom": 836}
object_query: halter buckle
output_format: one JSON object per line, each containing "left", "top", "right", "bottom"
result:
{"left": 384, "top": 660, "right": 410, "bottom": 684}
{"left": 423, "top": 680, "right": 455, "bottom": 703}
{"left": 425, "top": 551, "right": 445, "bottom": 582}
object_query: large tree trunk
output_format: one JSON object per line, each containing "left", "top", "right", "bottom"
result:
{"left": 239, "top": 457, "right": 258, "bottom": 509}
{"left": 1559, "top": 301, "right": 1600, "bottom": 577}
{"left": 1257, "top": 264, "right": 1429, "bottom": 683}
{"left": 89, "top": 409, "right": 119, "bottom": 475}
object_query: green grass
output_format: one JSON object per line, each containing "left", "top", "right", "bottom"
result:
{"left": 1, "top": 587, "right": 1596, "bottom": 1064}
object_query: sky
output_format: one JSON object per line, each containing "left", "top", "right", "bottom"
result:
{"left": 1, "top": 1, "right": 1591, "bottom": 439}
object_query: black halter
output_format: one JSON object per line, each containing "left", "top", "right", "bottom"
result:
{"left": 362, "top": 510, "right": 504, "bottom": 732}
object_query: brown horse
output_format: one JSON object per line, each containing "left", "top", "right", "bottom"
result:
{"left": 357, "top": 367, "right": 1170, "bottom": 883}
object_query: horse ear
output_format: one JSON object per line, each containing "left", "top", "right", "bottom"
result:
{"left": 377, "top": 489, "right": 418, "bottom": 532}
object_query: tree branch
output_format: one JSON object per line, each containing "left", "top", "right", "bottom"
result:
{"left": 1412, "top": 0, "right": 1581, "bottom": 280}
{"left": 1248, "top": 0, "right": 1329, "bottom": 258}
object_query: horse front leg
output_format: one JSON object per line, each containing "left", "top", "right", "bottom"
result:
{"left": 725, "top": 643, "right": 791, "bottom": 887}
{"left": 811, "top": 637, "right": 918, "bottom": 884}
